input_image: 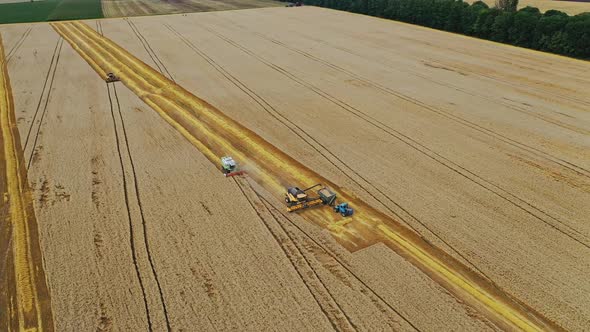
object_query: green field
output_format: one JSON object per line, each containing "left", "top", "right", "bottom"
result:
{"left": 0, "top": 0, "right": 103, "bottom": 24}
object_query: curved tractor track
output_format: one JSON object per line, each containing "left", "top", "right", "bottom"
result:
{"left": 187, "top": 16, "right": 588, "bottom": 248}
{"left": 0, "top": 35, "right": 54, "bottom": 332}
{"left": 51, "top": 20, "right": 563, "bottom": 331}
{"left": 221, "top": 12, "right": 590, "bottom": 177}
{"left": 161, "top": 22, "right": 501, "bottom": 279}
{"left": 214, "top": 14, "right": 589, "bottom": 137}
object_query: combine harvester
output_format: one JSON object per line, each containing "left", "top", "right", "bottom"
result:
{"left": 221, "top": 156, "right": 246, "bottom": 177}
{"left": 105, "top": 72, "right": 120, "bottom": 83}
{"left": 220, "top": 156, "right": 351, "bottom": 216}
{"left": 285, "top": 184, "right": 353, "bottom": 216}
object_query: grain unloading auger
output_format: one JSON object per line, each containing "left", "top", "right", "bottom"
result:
{"left": 218, "top": 156, "right": 349, "bottom": 215}
{"left": 285, "top": 184, "right": 354, "bottom": 216}
{"left": 284, "top": 184, "right": 331, "bottom": 212}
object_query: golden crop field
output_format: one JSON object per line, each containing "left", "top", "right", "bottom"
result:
{"left": 1, "top": 6, "right": 589, "bottom": 331}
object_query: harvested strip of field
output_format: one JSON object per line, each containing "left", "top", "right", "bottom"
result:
{"left": 101, "top": 0, "right": 280, "bottom": 18}
{"left": 0, "top": 34, "right": 53, "bottom": 332}
{"left": 52, "top": 19, "right": 563, "bottom": 331}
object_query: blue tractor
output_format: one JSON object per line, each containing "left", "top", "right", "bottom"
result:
{"left": 334, "top": 202, "right": 354, "bottom": 217}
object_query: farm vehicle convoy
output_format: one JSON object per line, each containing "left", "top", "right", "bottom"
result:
{"left": 221, "top": 156, "right": 354, "bottom": 216}
{"left": 103, "top": 68, "right": 350, "bottom": 217}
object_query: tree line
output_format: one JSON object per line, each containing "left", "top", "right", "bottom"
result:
{"left": 295, "top": 0, "right": 590, "bottom": 59}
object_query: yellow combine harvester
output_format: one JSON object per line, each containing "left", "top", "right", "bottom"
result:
{"left": 285, "top": 184, "right": 337, "bottom": 212}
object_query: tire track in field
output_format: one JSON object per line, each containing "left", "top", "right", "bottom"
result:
{"left": 6, "top": 27, "right": 32, "bottom": 64}
{"left": 236, "top": 177, "right": 423, "bottom": 331}
{"left": 427, "top": 57, "right": 590, "bottom": 109}
{"left": 278, "top": 11, "right": 590, "bottom": 108}
{"left": 126, "top": 19, "right": 175, "bottom": 82}
{"left": 222, "top": 14, "right": 590, "bottom": 176}
{"left": 111, "top": 84, "right": 172, "bottom": 332}
{"left": 106, "top": 83, "right": 152, "bottom": 331}
{"left": 97, "top": 20, "right": 105, "bottom": 37}
{"left": 101, "top": 25, "right": 172, "bottom": 331}
{"left": 235, "top": 177, "right": 423, "bottom": 331}
{"left": 418, "top": 62, "right": 588, "bottom": 135}
{"left": 5, "top": 27, "right": 30, "bottom": 59}
{"left": 419, "top": 55, "right": 590, "bottom": 109}
{"left": 368, "top": 29, "right": 590, "bottom": 108}
{"left": 221, "top": 16, "right": 588, "bottom": 136}
{"left": 96, "top": 21, "right": 102, "bottom": 36}
{"left": 25, "top": 38, "right": 63, "bottom": 169}
{"left": 290, "top": 16, "right": 590, "bottom": 171}
{"left": 234, "top": 178, "right": 357, "bottom": 332}
{"left": 193, "top": 23, "right": 590, "bottom": 248}
{"left": 420, "top": 53, "right": 590, "bottom": 111}
{"left": 100, "top": 24, "right": 171, "bottom": 329}
{"left": 125, "top": 19, "right": 162, "bottom": 73}
{"left": 22, "top": 36, "right": 60, "bottom": 156}
{"left": 163, "top": 23, "right": 501, "bottom": 279}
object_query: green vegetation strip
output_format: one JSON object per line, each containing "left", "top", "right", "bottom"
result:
{"left": 0, "top": 0, "right": 103, "bottom": 24}
{"left": 297, "top": 0, "right": 590, "bottom": 59}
